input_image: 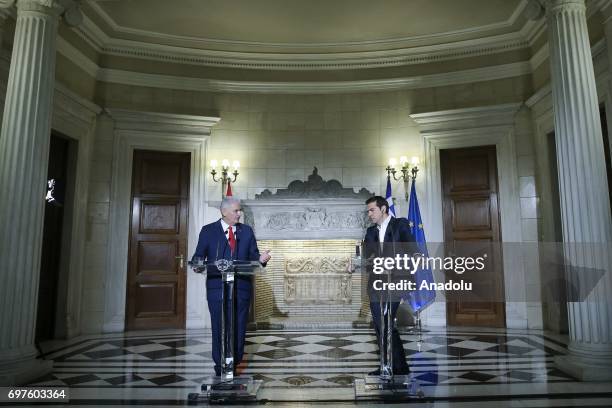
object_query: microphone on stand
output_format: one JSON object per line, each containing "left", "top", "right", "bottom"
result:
{"left": 234, "top": 228, "right": 240, "bottom": 262}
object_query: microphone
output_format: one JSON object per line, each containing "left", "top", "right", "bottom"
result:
{"left": 234, "top": 228, "right": 240, "bottom": 262}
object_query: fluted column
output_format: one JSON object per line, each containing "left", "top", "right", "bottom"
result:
{"left": 0, "top": 0, "right": 64, "bottom": 385}
{"left": 546, "top": 0, "right": 612, "bottom": 381}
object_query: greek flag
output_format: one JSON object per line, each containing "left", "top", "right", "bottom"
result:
{"left": 406, "top": 178, "right": 435, "bottom": 313}
{"left": 385, "top": 175, "right": 396, "bottom": 217}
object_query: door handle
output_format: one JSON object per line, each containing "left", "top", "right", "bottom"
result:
{"left": 175, "top": 255, "right": 184, "bottom": 270}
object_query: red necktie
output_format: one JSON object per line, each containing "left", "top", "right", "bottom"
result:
{"left": 228, "top": 227, "right": 236, "bottom": 254}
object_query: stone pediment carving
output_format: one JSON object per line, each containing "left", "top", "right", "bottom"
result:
{"left": 243, "top": 167, "right": 374, "bottom": 240}
{"left": 262, "top": 207, "right": 366, "bottom": 232}
{"left": 256, "top": 167, "right": 373, "bottom": 199}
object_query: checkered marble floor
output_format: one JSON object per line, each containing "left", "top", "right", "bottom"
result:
{"left": 24, "top": 328, "right": 612, "bottom": 407}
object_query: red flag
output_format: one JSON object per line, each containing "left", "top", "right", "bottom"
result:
{"left": 226, "top": 180, "right": 233, "bottom": 196}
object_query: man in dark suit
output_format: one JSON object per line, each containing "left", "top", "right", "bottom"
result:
{"left": 364, "top": 195, "right": 415, "bottom": 376}
{"left": 193, "top": 197, "right": 271, "bottom": 376}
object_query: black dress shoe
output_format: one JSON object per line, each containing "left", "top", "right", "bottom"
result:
{"left": 368, "top": 368, "right": 411, "bottom": 376}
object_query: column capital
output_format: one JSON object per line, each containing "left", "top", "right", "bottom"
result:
{"left": 15, "top": 0, "right": 63, "bottom": 15}
{"left": 545, "top": 0, "right": 586, "bottom": 15}
{"left": 13, "top": 0, "right": 82, "bottom": 26}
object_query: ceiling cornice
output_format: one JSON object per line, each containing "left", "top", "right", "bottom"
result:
{"left": 71, "top": 0, "right": 533, "bottom": 71}
{"left": 95, "top": 62, "right": 531, "bottom": 94}
{"left": 97, "top": 33, "right": 529, "bottom": 71}
{"left": 56, "top": 33, "right": 534, "bottom": 94}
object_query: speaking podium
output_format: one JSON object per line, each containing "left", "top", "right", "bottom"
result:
{"left": 350, "top": 248, "right": 424, "bottom": 400}
{"left": 187, "top": 257, "right": 264, "bottom": 404}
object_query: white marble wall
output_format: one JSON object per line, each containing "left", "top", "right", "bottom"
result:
{"left": 514, "top": 107, "right": 544, "bottom": 330}
{"left": 73, "top": 85, "right": 546, "bottom": 333}
{"left": 80, "top": 113, "right": 114, "bottom": 333}
{"left": 204, "top": 92, "right": 422, "bottom": 218}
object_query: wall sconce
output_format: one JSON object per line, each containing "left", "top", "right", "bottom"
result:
{"left": 210, "top": 159, "right": 240, "bottom": 198}
{"left": 386, "top": 156, "right": 420, "bottom": 200}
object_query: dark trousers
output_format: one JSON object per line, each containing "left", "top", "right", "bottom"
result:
{"left": 370, "top": 301, "right": 410, "bottom": 373}
{"left": 207, "top": 289, "right": 250, "bottom": 376}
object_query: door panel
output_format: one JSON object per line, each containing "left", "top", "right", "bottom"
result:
{"left": 126, "top": 150, "right": 190, "bottom": 330}
{"left": 441, "top": 146, "right": 505, "bottom": 328}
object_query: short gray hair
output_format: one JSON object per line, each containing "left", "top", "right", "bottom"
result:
{"left": 220, "top": 196, "right": 241, "bottom": 211}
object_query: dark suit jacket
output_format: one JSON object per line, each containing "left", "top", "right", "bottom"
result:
{"left": 364, "top": 216, "right": 416, "bottom": 255}
{"left": 364, "top": 216, "right": 417, "bottom": 298}
{"left": 192, "top": 220, "right": 263, "bottom": 300}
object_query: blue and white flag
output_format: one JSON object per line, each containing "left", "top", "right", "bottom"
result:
{"left": 385, "top": 175, "right": 396, "bottom": 217}
{"left": 406, "top": 178, "right": 435, "bottom": 313}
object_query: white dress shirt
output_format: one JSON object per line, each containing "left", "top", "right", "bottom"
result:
{"left": 378, "top": 214, "right": 391, "bottom": 245}
{"left": 220, "top": 219, "right": 235, "bottom": 242}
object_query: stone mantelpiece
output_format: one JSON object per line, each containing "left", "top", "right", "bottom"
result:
{"left": 243, "top": 168, "right": 374, "bottom": 328}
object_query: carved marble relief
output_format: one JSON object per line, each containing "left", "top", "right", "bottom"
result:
{"left": 262, "top": 208, "right": 367, "bottom": 231}
{"left": 284, "top": 256, "right": 352, "bottom": 305}
{"left": 242, "top": 166, "right": 374, "bottom": 239}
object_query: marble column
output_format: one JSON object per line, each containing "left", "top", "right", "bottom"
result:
{"left": 546, "top": 0, "right": 612, "bottom": 381}
{"left": 0, "top": 0, "right": 64, "bottom": 385}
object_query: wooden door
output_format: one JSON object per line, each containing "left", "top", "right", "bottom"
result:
{"left": 441, "top": 146, "right": 505, "bottom": 327}
{"left": 126, "top": 150, "right": 190, "bottom": 330}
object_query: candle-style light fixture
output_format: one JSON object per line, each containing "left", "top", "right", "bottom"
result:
{"left": 386, "top": 155, "right": 420, "bottom": 200}
{"left": 210, "top": 159, "right": 240, "bottom": 198}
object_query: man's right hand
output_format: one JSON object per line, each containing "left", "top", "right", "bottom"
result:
{"left": 259, "top": 249, "right": 271, "bottom": 264}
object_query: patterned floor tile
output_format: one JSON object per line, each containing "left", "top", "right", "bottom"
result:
{"left": 104, "top": 374, "right": 145, "bottom": 385}
{"left": 459, "top": 371, "right": 498, "bottom": 382}
{"left": 256, "top": 348, "right": 303, "bottom": 359}
{"left": 148, "top": 374, "right": 187, "bottom": 386}
{"left": 29, "top": 327, "right": 602, "bottom": 405}
{"left": 291, "top": 334, "right": 337, "bottom": 343}
{"left": 288, "top": 343, "right": 334, "bottom": 353}
{"left": 308, "top": 346, "right": 361, "bottom": 358}
{"left": 82, "top": 348, "right": 133, "bottom": 360}
{"left": 140, "top": 348, "right": 188, "bottom": 360}
{"left": 281, "top": 375, "right": 318, "bottom": 386}
{"left": 325, "top": 374, "right": 356, "bottom": 386}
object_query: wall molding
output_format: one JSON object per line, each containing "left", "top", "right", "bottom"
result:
{"left": 104, "top": 110, "right": 219, "bottom": 332}
{"left": 94, "top": 62, "right": 531, "bottom": 94}
{"left": 52, "top": 84, "right": 101, "bottom": 339}
{"left": 410, "top": 103, "right": 529, "bottom": 329}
